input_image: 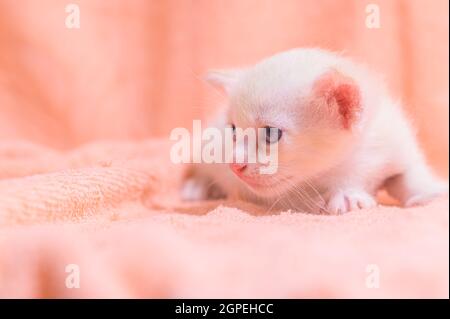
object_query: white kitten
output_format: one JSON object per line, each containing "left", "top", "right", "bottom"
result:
{"left": 182, "top": 48, "right": 448, "bottom": 214}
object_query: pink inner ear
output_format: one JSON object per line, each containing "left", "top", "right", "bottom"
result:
{"left": 334, "top": 83, "right": 361, "bottom": 129}
{"left": 313, "top": 70, "right": 361, "bottom": 129}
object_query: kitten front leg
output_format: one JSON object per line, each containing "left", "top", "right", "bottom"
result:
{"left": 385, "top": 165, "right": 448, "bottom": 207}
{"left": 181, "top": 164, "right": 227, "bottom": 201}
{"left": 325, "top": 187, "right": 377, "bottom": 214}
{"left": 181, "top": 176, "right": 210, "bottom": 201}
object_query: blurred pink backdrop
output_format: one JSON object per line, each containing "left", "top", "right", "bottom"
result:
{"left": 0, "top": 0, "right": 448, "bottom": 175}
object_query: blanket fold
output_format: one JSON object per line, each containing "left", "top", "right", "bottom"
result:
{"left": 0, "top": 140, "right": 448, "bottom": 298}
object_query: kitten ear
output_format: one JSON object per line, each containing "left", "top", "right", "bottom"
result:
{"left": 312, "top": 69, "right": 362, "bottom": 130}
{"left": 205, "top": 69, "right": 244, "bottom": 94}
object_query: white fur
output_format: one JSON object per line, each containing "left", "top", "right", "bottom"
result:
{"left": 182, "top": 48, "right": 448, "bottom": 214}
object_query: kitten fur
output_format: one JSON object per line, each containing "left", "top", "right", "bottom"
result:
{"left": 182, "top": 48, "right": 448, "bottom": 214}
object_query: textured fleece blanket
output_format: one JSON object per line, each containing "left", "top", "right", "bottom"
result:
{"left": 0, "top": 140, "right": 448, "bottom": 298}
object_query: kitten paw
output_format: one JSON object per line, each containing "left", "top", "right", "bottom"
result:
{"left": 325, "top": 189, "right": 376, "bottom": 214}
{"left": 181, "top": 178, "right": 208, "bottom": 201}
{"left": 181, "top": 178, "right": 226, "bottom": 201}
{"left": 404, "top": 182, "right": 449, "bottom": 207}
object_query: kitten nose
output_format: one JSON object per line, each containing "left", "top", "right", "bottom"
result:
{"left": 230, "top": 163, "right": 247, "bottom": 174}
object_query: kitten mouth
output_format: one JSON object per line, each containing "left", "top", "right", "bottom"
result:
{"left": 236, "top": 174, "right": 287, "bottom": 190}
{"left": 229, "top": 166, "right": 292, "bottom": 191}
{"left": 244, "top": 178, "right": 276, "bottom": 188}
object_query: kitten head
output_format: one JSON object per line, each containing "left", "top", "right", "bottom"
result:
{"left": 207, "top": 49, "right": 370, "bottom": 198}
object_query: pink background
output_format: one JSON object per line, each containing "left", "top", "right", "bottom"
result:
{"left": 0, "top": 0, "right": 448, "bottom": 175}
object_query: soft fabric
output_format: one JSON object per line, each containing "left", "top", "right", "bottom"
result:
{"left": 0, "top": 140, "right": 448, "bottom": 298}
{"left": 0, "top": 0, "right": 448, "bottom": 298}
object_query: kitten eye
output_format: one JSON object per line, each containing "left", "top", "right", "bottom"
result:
{"left": 229, "top": 124, "right": 236, "bottom": 133}
{"left": 265, "top": 126, "right": 282, "bottom": 144}
{"left": 227, "top": 124, "right": 237, "bottom": 141}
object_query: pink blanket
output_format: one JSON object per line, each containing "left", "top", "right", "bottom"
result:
{"left": 0, "top": 0, "right": 448, "bottom": 299}
{"left": 0, "top": 140, "right": 448, "bottom": 298}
